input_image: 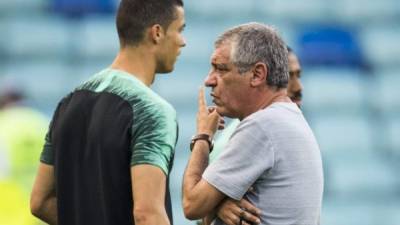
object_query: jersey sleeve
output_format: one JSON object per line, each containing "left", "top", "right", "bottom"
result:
{"left": 203, "top": 117, "right": 275, "bottom": 200}
{"left": 40, "top": 129, "right": 54, "bottom": 164}
{"left": 39, "top": 97, "right": 68, "bottom": 165}
{"left": 130, "top": 102, "right": 177, "bottom": 175}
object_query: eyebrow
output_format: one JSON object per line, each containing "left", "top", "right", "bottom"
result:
{"left": 212, "top": 63, "right": 229, "bottom": 70}
{"left": 289, "top": 69, "right": 302, "bottom": 77}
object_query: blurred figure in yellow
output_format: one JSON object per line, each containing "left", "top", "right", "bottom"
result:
{"left": 0, "top": 82, "right": 48, "bottom": 225}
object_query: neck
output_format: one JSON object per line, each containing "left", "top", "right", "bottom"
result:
{"left": 239, "top": 87, "right": 290, "bottom": 120}
{"left": 111, "top": 45, "right": 156, "bottom": 87}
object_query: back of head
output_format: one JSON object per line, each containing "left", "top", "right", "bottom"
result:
{"left": 215, "top": 22, "right": 289, "bottom": 89}
{"left": 116, "top": 0, "right": 184, "bottom": 47}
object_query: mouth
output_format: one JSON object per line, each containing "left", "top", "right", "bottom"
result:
{"left": 210, "top": 93, "right": 219, "bottom": 105}
{"left": 290, "top": 92, "right": 302, "bottom": 106}
{"left": 290, "top": 96, "right": 302, "bottom": 102}
{"left": 290, "top": 97, "right": 302, "bottom": 107}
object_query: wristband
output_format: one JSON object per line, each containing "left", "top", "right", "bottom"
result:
{"left": 190, "top": 133, "right": 214, "bottom": 152}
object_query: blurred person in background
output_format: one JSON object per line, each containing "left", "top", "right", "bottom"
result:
{"left": 207, "top": 46, "right": 304, "bottom": 225}
{"left": 30, "top": 0, "right": 186, "bottom": 225}
{"left": 182, "top": 23, "right": 323, "bottom": 225}
{"left": 0, "top": 81, "right": 48, "bottom": 225}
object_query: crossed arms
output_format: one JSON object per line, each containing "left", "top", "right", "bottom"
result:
{"left": 182, "top": 88, "right": 260, "bottom": 225}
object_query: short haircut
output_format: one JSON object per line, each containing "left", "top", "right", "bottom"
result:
{"left": 116, "top": 0, "right": 184, "bottom": 47}
{"left": 215, "top": 22, "right": 289, "bottom": 88}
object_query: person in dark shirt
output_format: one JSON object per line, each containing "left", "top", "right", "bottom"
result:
{"left": 30, "top": 0, "right": 186, "bottom": 225}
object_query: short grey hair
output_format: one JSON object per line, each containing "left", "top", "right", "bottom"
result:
{"left": 215, "top": 22, "right": 289, "bottom": 88}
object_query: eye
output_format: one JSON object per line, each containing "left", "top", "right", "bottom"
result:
{"left": 179, "top": 24, "right": 186, "bottom": 33}
{"left": 215, "top": 66, "right": 228, "bottom": 72}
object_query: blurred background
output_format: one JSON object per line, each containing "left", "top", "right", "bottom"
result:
{"left": 0, "top": 0, "right": 399, "bottom": 224}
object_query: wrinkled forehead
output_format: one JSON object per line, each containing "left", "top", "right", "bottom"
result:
{"left": 211, "top": 43, "right": 232, "bottom": 63}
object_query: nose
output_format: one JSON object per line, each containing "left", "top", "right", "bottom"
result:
{"left": 297, "top": 79, "right": 303, "bottom": 92}
{"left": 293, "top": 77, "right": 303, "bottom": 92}
{"left": 204, "top": 71, "right": 216, "bottom": 87}
{"left": 181, "top": 36, "right": 186, "bottom": 48}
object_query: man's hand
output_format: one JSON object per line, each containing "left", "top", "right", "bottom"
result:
{"left": 208, "top": 107, "right": 225, "bottom": 130}
{"left": 217, "top": 198, "right": 261, "bottom": 225}
{"left": 197, "top": 87, "right": 221, "bottom": 138}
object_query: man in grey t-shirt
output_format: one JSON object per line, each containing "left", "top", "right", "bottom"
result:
{"left": 182, "top": 22, "right": 323, "bottom": 225}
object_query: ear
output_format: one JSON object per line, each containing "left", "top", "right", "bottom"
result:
{"left": 250, "top": 62, "right": 267, "bottom": 87}
{"left": 150, "top": 24, "right": 165, "bottom": 44}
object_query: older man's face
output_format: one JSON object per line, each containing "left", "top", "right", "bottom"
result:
{"left": 204, "top": 43, "right": 250, "bottom": 118}
{"left": 287, "top": 52, "right": 303, "bottom": 107}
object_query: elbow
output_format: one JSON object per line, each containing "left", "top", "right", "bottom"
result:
{"left": 182, "top": 197, "right": 203, "bottom": 220}
{"left": 30, "top": 195, "right": 44, "bottom": 218}
{"left": 133, "top": 206, "right": 166, "bottom": 225}
{"left": 133, "top": 209, "right": 150, "bottom": 225}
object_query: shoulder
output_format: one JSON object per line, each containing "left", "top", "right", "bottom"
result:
{"left": 79, "top": 68, "right": 177, "bottom": 119}
{"left": 248, "top": 102, "right": 301, "bottom": 125}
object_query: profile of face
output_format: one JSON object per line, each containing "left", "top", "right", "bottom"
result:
{"left": 156, "top": 6, "right": 186, "bottom": 73}
{"left": 287, "top": 52, "right": 303, "bottom": 107}
{"left": 204, "top": 42, "right": 251, "bottom": 118}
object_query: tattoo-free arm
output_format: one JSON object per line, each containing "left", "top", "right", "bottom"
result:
{"left": 30, "top": 163, "right": 58, "bottom": 225}
{"left": 131, "top": 165, "right": 170, "bottom": 225}
{"left": 182, "top": 140, "right": 225, "bottom": 220}
{"left": 183, "top": 88, "right": 226, "bottom": 220}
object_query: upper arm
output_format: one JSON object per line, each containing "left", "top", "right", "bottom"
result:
{"left": 130, "top": 103, "right": 177, "bottom": 175}
{"left": 129, "top": 101, "right": 177, "bottom": 224}
{"left": 31, "top": 163, "right": 55, "bottom": 210}
{"left": 131, "top": 165, "right": 169, "bottom": 222}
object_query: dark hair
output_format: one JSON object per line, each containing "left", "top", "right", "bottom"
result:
{"left": 116, "top": 0, "right": 183, "bottom": 47}
{"left": 287, "top": 46, "right": 292, "bottom": 53}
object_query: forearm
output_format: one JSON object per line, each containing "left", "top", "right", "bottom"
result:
{"left": 184, "top": 140, "right": 210, "bottom": 190}
{"left": 134, "top": 208, "right": 170, "bottom": 225}
{"left": 183, "top": 88, "right": 225, "bottom": 219}
{"left": 32, "top": 196, "right": 58, "bottom": 225}
{"left": 182, "top": 141, "right": 211, "bottom": 219}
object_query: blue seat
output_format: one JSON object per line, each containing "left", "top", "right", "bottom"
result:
{"left": 153, "top": 60, "right": 208, "bottom": 108}
{"left": 2, "top": 60, "right": 74, "bottom": 113}
{"left": 371, "top": 69, "right": 400, "bottom": 116}
{"left": 326, "top": 158, "right": 399, "bottom": 198}
{"left": 187, "top": 0, "right": 256, "bottom": 16}
{"left": 332, "top": 0, "right": 400, "bottom": 23}
{"left": 297, "top": 25, "right": 368, "bottom": 69}
{"left": 0, "top": 0, "right": 47, "bottom": 15}
{"left": 310, "top": 114, "right": 374, "bottom": 161}
{"left": 302, "top": 68, "right": 367, "bottom": 116}
{"left": 74, "top": 16, "right": 119, "bottom": 61}
{"left": 1, "top": 17, "right": 71, "bottom": 59}
{"left": 381, "top": 117, "right": 400, "bottom": 159}
{"left": 261, "top": 0, "right": 329, "bottom": 22}
{"left": 322, "top": 199, "right": 400, "bottom": 225}
{"left": 51, "top": 0, "right": 116, "bottom": 17}
{"left": 360, "top": 26, "right": 400, "bottom": 67}
{"left": 177, "top": 20, "right": 219, "bottom": 61}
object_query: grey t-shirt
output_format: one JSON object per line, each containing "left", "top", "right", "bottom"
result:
{"left": 203, "top": 102, "right": 323, "bottom": 225}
